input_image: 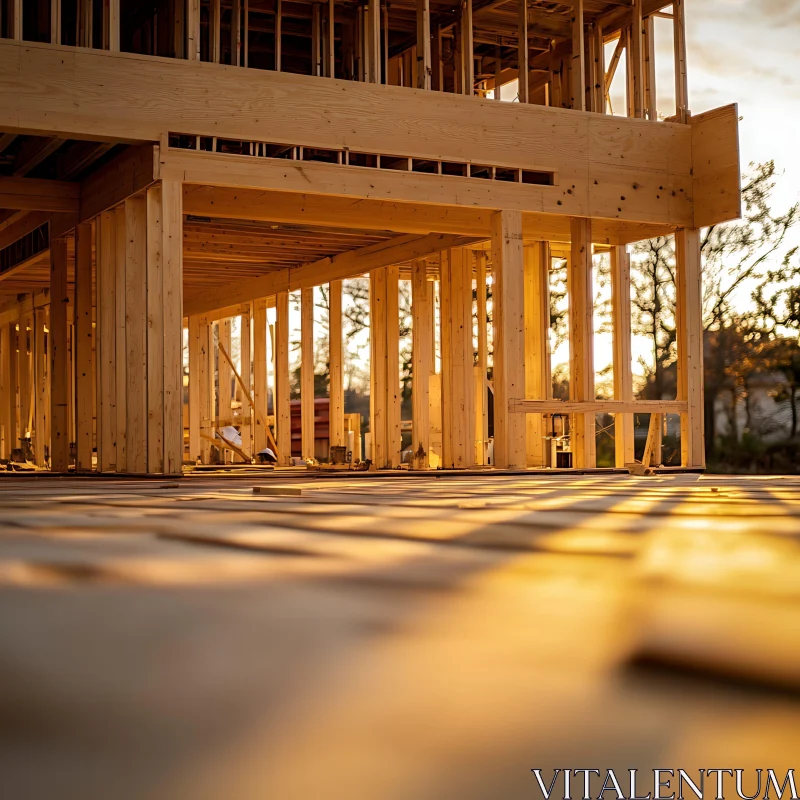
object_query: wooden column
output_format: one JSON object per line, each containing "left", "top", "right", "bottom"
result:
{"left": 461, "top": 0, "right": 474, "bottom": 95}
{"left": 440, "top": 248, "right": 474, "bottom": 469}
{"left": 411, "top": 260, "right": 431, "bottom": 469}
{"left": 300, "top": 287, "right": 315, "bottom": 461}
{"left": 218, "top": 319, "right": 233, "bottom": 445}
{"left": 369, "top": 268, "right": 388, "bottom": 466}
{"left": 367, "top": 0, "right": 381, "bottom": 83}
{"left": 34, "top": 308, "right": 48, "bottom": 466}
{"left": 211, "top": 0, "right": 221, "bottom": 62}
{"left": 475, "top": 251, "right": 488, "bottom": 464}
{"left": 568, "top": 217, "right": 595, "bottom": 468}
{"left": 187, "top": 0, "right": 201, "bottom": 60}
{"left": 385, "top": 266, "right": 401, "bottom": 466}
{"left": 275, "top": 291, "right": 291, "bottom": 463}
{"left": 239, "top": 307, "right": 252, "bottom": 454}
{"left": 592, "top": 23, "right": 605, "bottom": 113}
{"left": 78, "top": 0, "right": 93, "bottom": 47}
{"left": 610, "top": 245, "right": 634, "bottom": 467}
{"left": 75, "top": 222, "right": 94, "bottom": 472}
{"left": 51, "top": 0, "right": 62, "bottom": 44}
{"left": 18, "top": 314, "right": 31, "bottom": 446}
{"left": 0, "top": 323, "right": 13, "bottom": 459}
{"left": 124, "top": 195, "right": 147, "bottom": 473}
{"left": 312, "top": 4, "right": 322, "bottom": 76}
{"left": 10, "top": 0, "right": 22, "bottom": 40}
{"left": 114, "top": 205, "right": 127, "bottom": 472}
{"left": 644, "top": 16, "right": 656, "bottom": 119}
{"left": 252, "top": 298, "right": 268, "bottom": 454}
{"left": 416, "top": 0, "right": 432, "bottom": 89}
{"left": 96, "top": 211, "right": 117, "bottom": 471}
{"left": 491, "top": 211, "right": 525, "bottom": 469}
{"left": 630, "top": 0, "right": 645, "bottom": 118}
{"left": 524, "top": 242, "right": 551, "bottom": 467}
{"left": 231, "top": 0, "right": 242, "bottom": 66}
{"left": 50, "top": 239, "right": 70, "bottom": 471}
{"left": 673, "top": 0, "right": 688, "bottom": 122}
{"left": 570, "top": 0, "right": 585, "bottom": 110}
{"left": 517, "top": 0, "right": 528, "bottom": 103}
{"left": 328, "top": 0, "right": 335, "bottom": 77}
{"left": 329, "top": 280, "right": 345, "bottom": 448}
{"left": 104, "top": 0, "right": 121, "bottom": 51}
{"left": 188, "top": 315, "right": 203, "bottom": 463}
{"left": 274, "top": 0, "right": 281, "bottom": 70}
{"left": 675, "top": 228, "right": 705, "bottom": 468}
{"left": 145, "top": 187, "right": 165, "bottom": 473}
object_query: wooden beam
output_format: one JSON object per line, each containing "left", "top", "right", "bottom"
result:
{"left": 329, "top": 279, "right": 344, "bottom": 449}
{"left": 0, "top": 322, "right": 13, "bottom": 459}
{"left": 217, "top": 319, "right": 233, "bottom": 461}
{"left": 367, "top": 0, "right": 382, "bottom": 83}
{"left": 610, "top": 245, "right": 634, "bottom": 467}
{"left": 187, "top": 0, "right": 201, "bottom": 61}
{"left": 51, "top": 0, "right": 62, "bottom": 45}
{"left": 675, "top": 228, "right": 704, "bottom": 468}
{"left": 145, "top": 185, "right": 164, "bottom": 473}
{"left": 0, "top": 177, "right": 79, "bottom": 215}
{"left": 510, "top": 399, "right": 687, "bottom": 414}
{"left": 74, "top": 222, "right": 93, "bottom": 471}
{"left": 523, "top": 241, "right": 551, "bottom": 467}
{"left": 33, "top": 306, "right": 48, "bottom": 466}
{"left": 411, "top": 259, "right": 431, "bottom": 469}
{"left": 114, "top": 205, "right": 127, "bottom": 472}
{"left": 474, "top": 250, "right": 488, "bottom": 464}
{"left": 184, "top": 232, "right": 474, "bottom": 317}
{"left": 274, "top": 0, "right": 281, "bottom": 70}
{"left": 568, "top": 217, "right": 595, "bottom": 468}
{"left": 50, "top": 237, "right": 69, "bottom": 471}
{"left": 630, "top": 0, "right": 644, "bottom": 118}
{"left": 644, "top": 15, "right": 656, "bottom": 120}
{"left": 275, "top": 290, "right": 292, "bottom": 464}
{"left": 96, "top": 210, "right": 117, "bottom": 471}
{"left": 13, "top": 138, "right": 65, "bottom": 178}
{"left": 461, "top": 0, "right": 474, "bottom": 95}
{"left": 10, "top": 0, "right": 22, "bottom": 40}
{"left": 369, "top": 268, "right": 388, "bottom": 467}
{"left": 491, "top": 210, "right": 525, "bottom": 469}
{"left": 385, "top": 265, "right": 401, "bottom": 467}
{"left": 673, "top": 0, "right": 688, "bottom": 123}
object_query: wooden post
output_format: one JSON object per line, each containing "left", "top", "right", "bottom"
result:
{"left": 231, "top": 0, "right": 242, "bottom": 66}
{"left": 114, "top": 205, "right": 127, "bottom": 472}
{"left": 568, "top": 217, "right": 595, "bottom": 468}
{"left": 10, "top": 0, "right": 22, "bottom": 40}
{"left": 610, "top": 245, "right": 634, "bottom": 467}
{"left": 312, "top": 4, "right": 322, "bottom": 77}
{"left": 386, "top": 266, "right": 401, "bottom": 466}
{"left": 0, "top": 323, "right": 13, "bottom": 459}
{"left": 644, "top": 16, "right": 656, "bottom": 120}
{"left": 18, "top": 315, "right": 30, "bottom": 446}
{"left": 461, "top": 0, "right": 473, "bottom": 96}
{"left": 275, "top": 291, "right": 291, "bottom": 463}
{"left": 675, "top": 228, "right": 705, "bottom": 468}
{"left": 74, "top": 222, "right": 94, "bottom": 472}
{"left": 51, "top": 0, "right": 62, "bottom": 44}
{"left": 367, "top": 0, "right": 381, "bottom": 83}
{"left": 524, "top": 242, "right": 551, "bottom": 467}
{"left": 125, "top": 195, "right": 147, "bottom": 474}
{"left": 517, "top": 0, "right": 528, "bottom": 103}
{"left": 274, "top": 0, "right": 281, "bottom": 70}
{"left": 570, "top": 0, "right": 585, "bottom": 110}
{"left": 187, "top": 0, "right": 201, "bottom": 60}
{"left": 593, "top": 22, "right": 605, "bottom": 112}
{"left": 189, "top": 316, "right": 212, "bottom": 464}
{"left": 239, "top": 307, "right": 252, "bottom": 454}
{"left": 33, "top": 308, "right": 48, "bottom": 466}
{"left": 411, "top": 260, "right": 431, "bottom": 469}
{"left": 218, "top": 319, "right": 232, "bottom": 443}
{"left": 253, "top": 298, "right": 268, "bottom": 454}
{"left": 50, "top": 239, "right": 69, "bottom": 471}
{"left": 103, "top": 0, "right": 121, "bottom": 51}
{"left": 96, "top": 211, "right": 116, "bottom": 471}
{"left": 475, "top": 251, "right": 488, "bottom": 464}
{"left": 491, "top": 211, "right": 525, "bottom": 469}
{"left": 145, "top": 186, "right": 164, "bottom": 473}
{"left": 416, "top": 0, "right": 431, "bottom": 89}
{"left": 630, "top": 0, "right": 645, "bottom": 118}
{"left": 329, "top": 280, "right": 345, "bottom": 449}
{"left": 301, "top": 287, "right": 315, "bottom": 461}
{"left": 673, "top": 0, "right": 689, "bottom": 122}
{"left": 369, "top": 268, "right": 388, "bottom": 466}
{"left": 328, "top": 0, "right": 336, "bottom": 77}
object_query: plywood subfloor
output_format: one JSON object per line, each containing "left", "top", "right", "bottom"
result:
{"left": 0, "top": 472, "right": 798, "bottom": 799}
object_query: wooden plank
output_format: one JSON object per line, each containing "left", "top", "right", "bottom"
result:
{"left": 218, "top": 318, "right": 233, "bottom": 460}
{"left": 644, "top": 16, "right": 656, "bottom": 120}
{"left": 630, "top": 0, "right": 644, "bottom": 118}
{"left": 524, "top": 242, "right": 551, "bottom": 467}
{"left": 231, "top": 0, "right": 242, "bottom": 67}
{"left": 274, "top": 0, "right": 281, "bottom": 70}
{"left": 474, "top": 251, "right": 488, "bottom": 465}
{"left": 369, "top": 268, "right": 388, "bottom": 466}
{"left": 491, "top": 210, "right": 525, "bottom": 468}
{"left": 300, "top": 287, "right": 315, "bottom": 461}
{"left": 74, "top": 222, "right": 93, "bottom": 472}
{"left": 125, "top": 194, "right": 147, "bottom": 474}
{"left": 610, "top": 245, "right": 634, "bottom": 467}
{"left": 33, "top": 307, "right": 48, "bottom": 466}
{"left": 517, "top": 0, "right": 528, "bottom": 104}
{"left": 672, "top": 0, "right": 688, "bottom": 123}
{"left": 510, "top": 400, "right": 687, "bottom": 414}
{"left": 0, "top": 323, "right": 13, "bottom": 459}
{"left": 18, "top": 312, "right": 31, "bottom": 444}
{"left": 187, "top": 0, "right": 201, "bottom": 61}
{"left": 160, "top": 178, "right": 184, "bottom": 474}
{"left": 50, "top": 238, "right": 69, "bottom": 471}
{"left": 367, "top": 0, "right": 381, "bottom": 84}
{"left": 114, "top": 204, "right": 127, "bottom": 472}
{"left": 570, "top": 0, "right": 585, "bottom": 111}
{"left": 96, "top": 211, "right": 116, "bottom": 471}
{"left": 107, "top": 0, "right": 121, "bottom": 52}
{"left": 52, "top": 0, "right": 62, "bottom": 45}
{"left": 146, "top": 185, "right": 164, "bottom": 474}
{"left": 691, "top": 104, "right": 741, "bottom": 228}
{"left": 328, "top": 280, "right": 344, "bottom": 449}
{"left": 416, "top": 0, "right": 431, "bottom": 90}
{"left": 239, "top": 305, "right": 252, "bottom": 454}
{"left": 188, "top": 315, "right": 202, "bottom": 463}
{"left": 327, "top": 0, "right": 335, "bottom": 78}
{"left": 275, "top": 291, "right": 291, "bottom": 464}
{"left": 675, "top": 228, "right": 704, "bottom": 468}
{"left": 10, "top": 0, "right": 22, "bottom": 40}
{"left": 252, "top": 298, "right": 268, "bottom": 454}
{"left": 568, "top": 217, "right": 595, "bottom": 468}
{"left": 211, "top": 0, "right": 221, "bottom": 63}
{"left": 461, "top": 0, "right": 474, "bottom": 96}
{"left": 411, "top": 259, "right": 431, "bottom": 469}
{"left": 642, "top": 411, "right": 662, "bottom": 468}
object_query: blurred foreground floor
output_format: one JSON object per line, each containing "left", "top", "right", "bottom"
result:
{"left": 0, "top": 472, "right": 798, "bottom": 799}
